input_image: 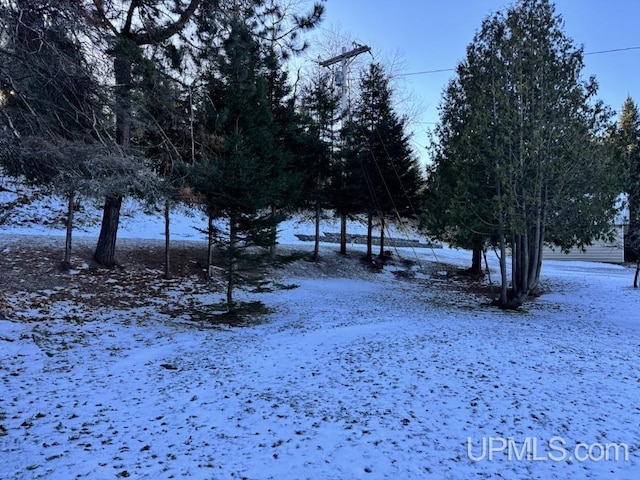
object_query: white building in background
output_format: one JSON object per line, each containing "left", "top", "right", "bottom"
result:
{"left": 543, "top": 195, "right": 628, "bottom": 265}
{"left": 543, "top": 227, "right": 625, "bottom": 264}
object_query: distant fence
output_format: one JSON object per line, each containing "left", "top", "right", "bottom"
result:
{"left": 295, "top": 232, "right": 442, "bottom": 249}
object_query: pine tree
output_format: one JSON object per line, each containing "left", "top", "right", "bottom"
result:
{"left": 190, "top": 18, "right": 281, "bottom": 312}
{"left": 0, "top": 0, "right": 112, "bottom": 266}
{"left": 136, "top": 61, "right": 194, "bottom": 279}
{"left": 87, "top": 0, "right": 203, "bottom": 266}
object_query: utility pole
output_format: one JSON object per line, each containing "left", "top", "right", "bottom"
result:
{"left": 319, "top": 44, "right": 371, "bottom": 114}
{"left": 319, "top": 43, "right": 371, "bottom": 255}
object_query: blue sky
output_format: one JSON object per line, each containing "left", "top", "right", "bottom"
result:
{"left": 314, "top": 0, "right": 640, "bottom": 164}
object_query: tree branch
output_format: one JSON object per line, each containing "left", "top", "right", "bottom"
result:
{"left": 130, "top": 0, "right": 201, "bottom": 45}
{"left": 123, "top": 0, "right": 140, "bottom": 35}
{"left": 91, "top": 0, "right": 119, "bottom": 36}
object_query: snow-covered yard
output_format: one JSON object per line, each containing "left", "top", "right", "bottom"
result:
{"left": 0, "top": 191, "right": 639, "bottom": 479}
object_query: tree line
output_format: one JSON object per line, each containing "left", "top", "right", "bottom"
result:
{"left": 0, "top": 0, "right": 423, "bottom": 311}
{"left": 1, "top": 0, "right": 638, "bottom": 311}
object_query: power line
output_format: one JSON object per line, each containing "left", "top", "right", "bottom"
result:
{"left": 395, "top": 45, "right": 640, "bottom": 78}
{"left": 584, "top": 46, "right": 640, "bottom": 56}
{"left": 396, "top": 68, "right": 455, "bottom": 77}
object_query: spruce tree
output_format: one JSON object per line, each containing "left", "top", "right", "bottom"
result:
{"left": 262, "top": 46, "right": 306, "bottom": 257}
{"left": 352, "top": 63, "right": 423, "bottom": 259}
{"left": 299, "top": 71, "right": 341, "bottom": 261}
{"left": 329, "top": 117, "right": 370, "bottom": 255}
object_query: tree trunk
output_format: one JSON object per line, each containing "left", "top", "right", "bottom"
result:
{"left": 93, "top": 195, "right": 122, "bottom": 267}
{"left": 207, "top": 213, "right": 214, "bottom": 279}
{"left": 496, "top": 173, "right": 509, "bottom": 307}
{"left": 527, "top": 188, "right": 544, "bottom": 291}
{"left": 517, "top": 233, "right": 530, "bottom": 297}
{"left": 498, "top": 234, "right": 509, "bottom": 307}
{"left": 365, "top": 211, "right": 373, "bottom": 260}
{"left": 63, "top": 190, "right": 74, "bottom": 267}
{"left": 94, "top": 52, "right": 132, "bottom": 266}
{"left": 312, "top": 197, "right": 321, "bottom": 262}
{"left": 227, "top": 213, "right": 237, "bottom": 312}
{"left": 339, "top": 212, "right": 347, "bottom": 255}
{"left": 378, "top": 215, "right": 386, "bottom": 258}
{"left": 511, "top": 234, "right": 518, "bottom": 294}
{"left": 491, "top": 74, "right": 509, "bottom": 307}
{"left": 509, "top": 233, "right": 531, "bottom": 308}
{"left": 164, "top": 198, "right": 171, "bottom": 280}
{"left": 634, "top": 258, "right": 640, "bottom": 289}
{"left": 470, "top": 246, "right": 483, "bottom": 275}
{"left": 269, "top": 204, "right": 277, "bottom": 259}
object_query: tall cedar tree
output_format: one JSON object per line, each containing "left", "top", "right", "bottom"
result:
{"left": 430, "top": 0, "right": 620, "bottom": 308}
{"left": 617, "top": 98, "right": 640, "bottom": 262}
{"left": 352, "top": 63, "right": 423, "bottom": 259}
{"left": 423, "top": 75, "right": 497, "bottom": 274}
{"left": 616, "top": 97, "right": 640, "bottom": 287}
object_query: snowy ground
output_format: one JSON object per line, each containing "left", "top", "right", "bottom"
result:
{"left": 1, "top": 187, "right": 639, "bottom": 479}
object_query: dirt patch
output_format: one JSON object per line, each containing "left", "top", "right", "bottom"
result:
{"left": 0, "top": 235, "right": 389, "bottom": 324}
{"left": 0, "top": 235, "right": 216, "bottom": 322}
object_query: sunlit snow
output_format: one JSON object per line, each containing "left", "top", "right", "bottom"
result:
{"left": 1, "top": 189, "right": 638, "bottom": 479}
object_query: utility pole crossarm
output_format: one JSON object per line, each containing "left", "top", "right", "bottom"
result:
{"left": 319, "top": 45, "right": 371, "bottom": 67}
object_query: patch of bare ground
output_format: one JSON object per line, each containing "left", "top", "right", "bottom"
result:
{"left": 0, "top": 235, "right": 389, "bottom": 324}
{"left": 0, "top": 235, "right": 220, "bottom": 322}
{"left": 0, "top": 233, "right": 507, "bottom": 325}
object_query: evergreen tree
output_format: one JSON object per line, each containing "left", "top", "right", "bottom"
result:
{"left": 617, "top": 98, "right": 640, "bottom": 262}
{"left": 86, "top": 0, "right": 203, "bottom": 266}
{"left": 84, "top": 0, "right": 322, "bottom": 267}
{"left": 261, "top": 45, "right": 306, "bottom": 257}
{"left": 136, "top": 60, "right": 194, "bottom": 279}
{"left": 0, "top": 0, "right": 113, "bottom": 266}
{"left": 299, "top": 71, "right": 341, "bottom": 261}
{"left": 329, "top": 117, "right": 370, "bottom": 255}
{"left": 422, "top": 75, "right": 497, "bottom": 275}
{"left": 615, "top": 97, "right": 640, "bottom": 286}
{"left": 352, "top": 63, "right": 423, "bottom": 259}
{"left": 190, "top": 18, "right": 281, "bottom": 312}
{"left": 429, "top": 0, "right": 620, "bottom": 308}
